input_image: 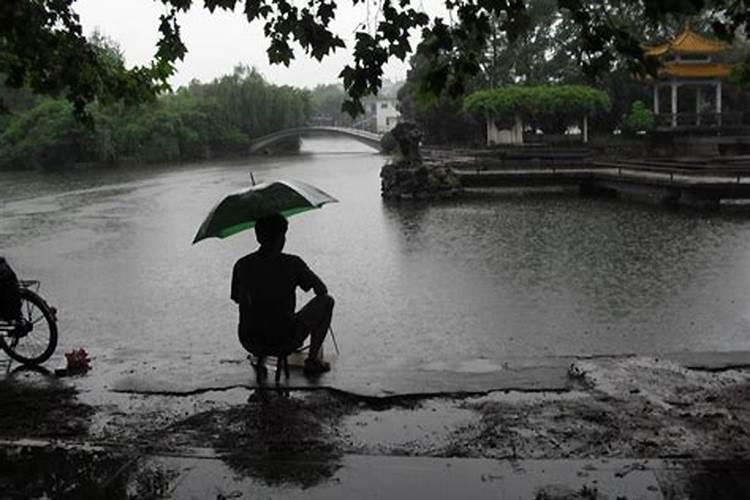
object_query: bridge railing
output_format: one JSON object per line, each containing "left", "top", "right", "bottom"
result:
{"left": 350, "top": 116, "right": 377, "bottom": 133}
{"left": 249, "top": 126, "right": 384, "bottom": 152}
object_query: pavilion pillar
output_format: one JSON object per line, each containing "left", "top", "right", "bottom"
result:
{"left": 715, "top": 80, "right": 723, "bottom": 127}
{"left": 670, "top": 81, "right": 678, "bottom": 127}
{"left": 696, "top": 87, "right": 702, "bottom": 126}
{"left": 582, "top": 115, "right": 588, "bottom": 144}
{"left": 653, "top": 84, "right": 660, "bottom": 115}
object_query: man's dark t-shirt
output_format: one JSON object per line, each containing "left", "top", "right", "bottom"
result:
{"left": 231, "top": 250, "right": 323, "bottom": 352}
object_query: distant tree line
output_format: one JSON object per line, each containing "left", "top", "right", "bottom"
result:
{"left": 0, "top": 35, "right": 334, "bottom": 171}
{"left": 0, "top": 68, "right": 309, "bottom": 170}
{"left": 308, "top": 84, "right": 354, "bottom": 127}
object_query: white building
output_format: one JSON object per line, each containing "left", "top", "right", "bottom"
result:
{"left": 360, "top": 81, "right": 403, "bottom": 133}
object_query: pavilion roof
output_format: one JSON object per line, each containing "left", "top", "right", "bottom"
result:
{"left": 658, "top": 62, "right": 733, "bottom": 78}
{"left": 644, "top": 26, "right": 730, "bottom": 57}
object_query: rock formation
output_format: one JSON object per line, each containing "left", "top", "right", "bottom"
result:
{"left": 380, "top": 122, "right": 462, "bottom": 200}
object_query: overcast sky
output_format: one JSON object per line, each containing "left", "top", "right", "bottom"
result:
{"left": 75, "top": 0, "right": 445, "bottom": 90}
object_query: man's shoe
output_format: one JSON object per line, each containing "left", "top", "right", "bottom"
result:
{"left": 303, "top": 358, "right": 331, "bottom": 376}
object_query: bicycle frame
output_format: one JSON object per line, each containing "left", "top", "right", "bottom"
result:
{"left": 0, "top": 280, "right": 48, "bottom": 327}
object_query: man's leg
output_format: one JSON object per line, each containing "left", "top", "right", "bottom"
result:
{"left": 292, "top": 294, "right": 334, "bottom": 361}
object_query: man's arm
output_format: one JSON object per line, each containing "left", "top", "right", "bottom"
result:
{"left": 306, "top": 265, "right": 328, "bottom": 296}
{"left": 296, "top": 257, "right": 327, "bottom": 296}
{"left": 230, "top": 261, "right": 241, "bottom": 304}
{"left": 312, "top": 277, "right": 328, "bottom": 297}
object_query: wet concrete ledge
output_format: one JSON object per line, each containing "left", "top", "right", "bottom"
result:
{"left": 109, "top": 351, "right": 750, "bottom": 400}
{"left": 455, "top": 165, "right": 750, "bottom": 208}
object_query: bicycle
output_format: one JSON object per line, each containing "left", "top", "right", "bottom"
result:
{"left": 0, "top": 280, "right": 58, "bottom": 365}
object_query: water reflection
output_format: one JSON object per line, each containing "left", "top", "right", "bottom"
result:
{"left": 221, "top": 399, "right": 342, "bottom": 488}
{"left": 225, "top": 392, "right": 342, "bottom": 487}
{"left": 171, "top": 392, "right": 343, "bottom": 488}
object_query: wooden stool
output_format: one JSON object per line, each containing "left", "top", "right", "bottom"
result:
{"left": 250, "top": 343, "right": 311, "bottom": 386}
{"left": 275, "top": 353, "right": 290, "bottom": 383}
{"left": 250, "top": 351, "right": 292, "bottom": 385}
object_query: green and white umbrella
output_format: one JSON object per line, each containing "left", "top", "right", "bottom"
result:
{"left": 192, "top": 179, "right": 338, "bottom": 244}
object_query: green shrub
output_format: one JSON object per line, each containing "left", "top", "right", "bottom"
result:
{"left": 623, "top": 100, "right": 655, "bottom": 133}
{"left": 0, "top": 99, "right": 91, "bottom": 169}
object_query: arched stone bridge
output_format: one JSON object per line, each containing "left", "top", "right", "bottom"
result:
{"left": 249, "top": 126, "right": 384, "bottom": 153}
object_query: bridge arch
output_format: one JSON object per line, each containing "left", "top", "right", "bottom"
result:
{"left": 249, "top": 126, "right": 384, "bottom": 153}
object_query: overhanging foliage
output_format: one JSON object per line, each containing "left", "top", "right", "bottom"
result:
{"left": 1, "top": 1, "right": 748, "bottom": 118}
{"left": 464, "top": 85, "right": 611, "bottom": 122}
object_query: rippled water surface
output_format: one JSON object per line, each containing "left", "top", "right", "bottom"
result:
{"left": 2, "top": 138, "right": 750, "bottom": 371}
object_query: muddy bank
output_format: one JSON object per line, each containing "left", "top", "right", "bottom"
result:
{"left": 1, "top": 356, "right": 749, "bottom": 477}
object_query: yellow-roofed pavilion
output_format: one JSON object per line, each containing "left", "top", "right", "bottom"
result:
{"left": 643, "top": 24, "right": 736, "bottom": 128}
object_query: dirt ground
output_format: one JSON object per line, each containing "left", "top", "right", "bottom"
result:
{"left": 2, "top": 356, "right": 750, "bottom": 493}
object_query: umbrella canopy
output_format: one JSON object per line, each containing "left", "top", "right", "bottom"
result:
{"left": 193, "top": 179, "right": 338, "bottom": 244}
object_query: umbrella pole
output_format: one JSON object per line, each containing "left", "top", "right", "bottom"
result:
{"left": 250, "top": 171, "right": 256, "bottom": 185}
{"left": 329, "top": 325, "right": 341, "bottom": 356}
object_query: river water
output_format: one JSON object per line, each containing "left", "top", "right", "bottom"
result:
{"left": 1, "top": 137, "right": 750, "bottom": 375}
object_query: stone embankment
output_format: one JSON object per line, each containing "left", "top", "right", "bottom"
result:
{"left": 421, "top": 145, "right": 750, "bottom": 208}
{"left": 422, "top": 145, "right": 592, "bottom": 171}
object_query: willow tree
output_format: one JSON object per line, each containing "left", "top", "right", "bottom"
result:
{"left": 464, "top": 85, "right": 611, "bottom": 145}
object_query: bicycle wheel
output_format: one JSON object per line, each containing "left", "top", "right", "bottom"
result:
{"left": 0, "top": 288, "right": 58, "bottom": 364}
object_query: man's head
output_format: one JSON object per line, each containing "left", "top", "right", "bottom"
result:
{"left": 254, "top": 213, "right": 288, "bottom": 251}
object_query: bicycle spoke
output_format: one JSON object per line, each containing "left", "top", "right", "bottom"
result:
{"left": 15, "top": 336, "right": 44, "bottom": 357}
{"left": 12, "top": 323, "right": 46, "bottom": 357}
{"left": 2, "top": 288, "right": 57, "bottom": 364}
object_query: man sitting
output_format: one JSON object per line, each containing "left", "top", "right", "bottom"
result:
{"left": 231, "top": 213, "right": 334, "bottom": 376}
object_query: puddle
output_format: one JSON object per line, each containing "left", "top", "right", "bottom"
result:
{"left": 341, "top": 399, "right": 477, "bottom": 453}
